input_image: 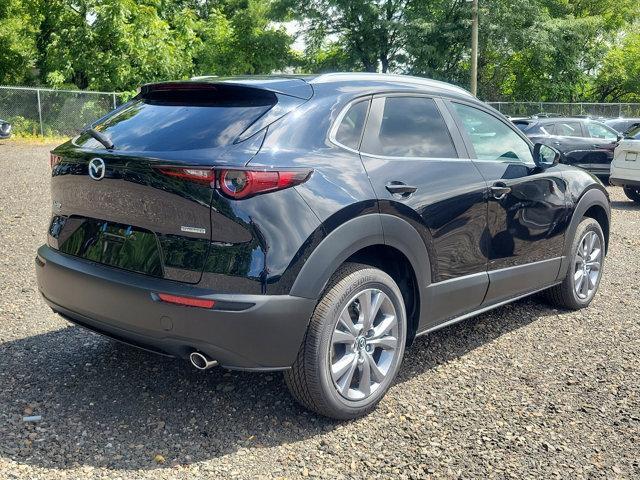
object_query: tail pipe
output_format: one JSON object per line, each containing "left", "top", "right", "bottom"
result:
{"left": 189, "top": 351, "right": 218, "bottom": 370}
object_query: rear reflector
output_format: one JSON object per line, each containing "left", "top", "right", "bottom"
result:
{"left": 50, "top": 153, "right": 62, "bottom": 169}
{"left": 157, "top": 293, "right": 215, "bottom": 309}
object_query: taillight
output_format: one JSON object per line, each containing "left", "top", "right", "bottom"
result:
{"left": 218, "top": 169, "right": 311, "bottom": 199}
{"left": 154, "top": 166, "right": 312, "bottom": 199}
{"left": 156, "top": 293, "right": 215, "bottom": 309}
{"left": 155, "top": 166, "right": 215, "bottom": 185}
{"left": 50, "top": 153, "right": 62, "bottom": 169}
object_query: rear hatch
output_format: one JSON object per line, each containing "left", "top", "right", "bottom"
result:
{"left": 48, "top": 80, "right": 310, "bottom": 284}
{"left": 614, "top": 138, "right": 640, "bottom": 171}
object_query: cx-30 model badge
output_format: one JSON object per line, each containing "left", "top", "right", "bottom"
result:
{"left": 88, "top": 158, "right": 106, "bottom": 180}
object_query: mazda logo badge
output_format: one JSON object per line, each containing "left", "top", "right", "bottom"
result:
{"left": 88, "top": 158, "right": 106, "bottom": 180}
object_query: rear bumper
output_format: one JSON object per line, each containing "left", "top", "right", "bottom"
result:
{"left": 609, "top": 177, "right": 640, "bottom": 188}
{"left": 35, "top": 245, "right": 315, "bottom": 370}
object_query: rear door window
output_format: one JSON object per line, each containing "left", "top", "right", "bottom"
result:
{"left": 361, "top": 96, "right": 457, "bottom": 158}
{"left": 540, "top": 124, "right": 556, "bottom": 135}
{"left": 554, "top": 122, "right": 583, "bottom": 137}
{"left": 75, "top": 86, "right": 277, "bottom": 151}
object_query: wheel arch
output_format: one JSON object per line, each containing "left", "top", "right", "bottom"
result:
{"left": 290, "top": 214, "right": 431, "bottom": 342}
{"left": 558, "top": 187, "right": 611, "bottom": 281}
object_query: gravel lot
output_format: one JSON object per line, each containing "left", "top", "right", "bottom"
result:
{"left": 1, "top": 141, "right": 639, "bottom": 479}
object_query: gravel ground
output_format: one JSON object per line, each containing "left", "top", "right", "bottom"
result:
{"left": 0, "top": 141, "right": 639, "bottom": 479}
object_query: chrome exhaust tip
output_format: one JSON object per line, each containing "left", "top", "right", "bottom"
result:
{"left": 189, "top": 351, "right": 218, "bottom": 370}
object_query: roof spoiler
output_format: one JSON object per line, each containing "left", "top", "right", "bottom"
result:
{"left": 140, "top": 78, "right": 313, "bottom": 100}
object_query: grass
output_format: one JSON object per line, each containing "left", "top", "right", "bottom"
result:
{"left": 3, "top": 134, "right": 70, "bottom": 145}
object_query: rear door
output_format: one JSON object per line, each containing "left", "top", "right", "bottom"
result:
{"left": 446, "top": 100, "right": 569, "bottom": 304}
{"left": 583, "top": 121, "right": 619, "bottom": 175}
{"left": 48, "top": 83, "right": 289, "bottom": 284}
{"left": 357, "top": 94, "right": 489, "bottom": 327}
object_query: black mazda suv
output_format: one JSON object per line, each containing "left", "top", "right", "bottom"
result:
{"left": 36, "top": 74, "right": 610, "bottom": 419}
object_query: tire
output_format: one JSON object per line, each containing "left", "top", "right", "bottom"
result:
{"left": 285, "top": 263, "right": 407, "bottom": 420}
{"left": 623, "top": 186, "right": 640, "bottom": 203}
{"left": 544, "top": 217, "right": 605, "bottom": 310}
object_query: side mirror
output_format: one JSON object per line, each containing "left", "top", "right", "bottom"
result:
{"left": 533, "top": 143, "right": 561, "bottom": 168}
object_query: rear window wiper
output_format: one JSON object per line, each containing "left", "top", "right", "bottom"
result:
{"left": 84, "top": 127, "right": 115, "bottom": 150}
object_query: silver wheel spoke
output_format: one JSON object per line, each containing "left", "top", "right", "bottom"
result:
{"left": 368, "top": 335, "right": 398, "bottom": 350}
{"left": 359, "top": 356, "right": 371, "bottom": 397}
{"left": 581, "top": 273, "right": 589, "bottom": 296}
{"left": 588, "top": 232, "right": 597, "bottom": 252}
{"left": 332, "top": 329, "right": 355, "bottom": 344}
{"left": 338, "top": 310, "right": 358, "bottom": 336}
{"left": 587, "top": 261, "right": 600, "bottom": 271}
{"left": 338, "top": 355, "right": 359, "bottom": 395}
{"left": 366, "top": 352, "right": 386, "bottom": 383}
{"left": 332, "top": 353, "right": 357, "bottom": 382}
{"left": 372, "top": 314, "right": 395, "bottom": 339}
{"left": 358, "top": 291, "right": 372, "bottom": 330}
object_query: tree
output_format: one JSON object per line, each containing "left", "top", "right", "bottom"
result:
{"left": 593, "top": 29, "right": 640, "bottom": 102}
{"left": 8, "top": 0, "right": 293, "bottom": 91}
{"left": 0, "top": 0, "right": 39, "bottom": 85}
{"left": 273, "top": 0, "right": 410, "bottom": 73}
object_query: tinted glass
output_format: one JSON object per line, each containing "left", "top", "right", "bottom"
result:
{"left": 512, "top": 121, "right": 531, "bottom": 132}
{"left": 452, "top": 103, "right": 533, "bottom": 163}
{"left": 540, "top": 124, "right": 555, "bottom": 135}
{"left": 626, "top": 125, "right": 640, "bottom": 139}
{"left": 554, "top": 122, "right": 582, "bottom": 137}
{"left": 76, "top": 89, "right": 276, "bottom": 152}
{"left": 335, "top": 100, "right": 368, "bottom": 149}
{"left": 586, "top": 122, "right": 617, "bottom": 141}
{"left": 362, "top": 97, "right": 457, "bottom": 158}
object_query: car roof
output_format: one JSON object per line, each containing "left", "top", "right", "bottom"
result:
{"left": 189, "top": 73, "right": 474, "bottom": 100}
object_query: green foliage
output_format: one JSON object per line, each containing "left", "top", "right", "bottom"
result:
{"left": 1, "top": 0, "right": 640, "bottom": 102}
{"left": 277, "top": 0, "right": 640, "bottom": 101}
{"left": 0, "top": 0, "right": 293, "bottom": 91}
{"left": 0, "top": 0, "right": 40, "bottom": 85}
{"left": 593, "top": 29, "right": 640, "bottom": 102}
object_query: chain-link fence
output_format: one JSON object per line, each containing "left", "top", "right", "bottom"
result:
{"left": 0, "top": 86, "right": 124, "bottom": 137}
{"left": 488, "top": 101, "right": 640, "bottom": 118}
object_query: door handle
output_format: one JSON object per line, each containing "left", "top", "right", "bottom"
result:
{"left": 386, "top": 182, "right": 418, "bottom": 196}
{"left": 490, "top": 183, "right": 511, "bottom": 200}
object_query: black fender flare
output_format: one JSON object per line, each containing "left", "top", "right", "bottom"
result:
{"left": 290, "top": 214, "right": 431, "bottom": 300}
{"left": 557, "top": 187, "right": 610, "bottom": 280}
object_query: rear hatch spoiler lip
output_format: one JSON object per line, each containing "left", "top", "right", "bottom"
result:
{"left": 140, "top": 79, "right": 314, "bottom": 100}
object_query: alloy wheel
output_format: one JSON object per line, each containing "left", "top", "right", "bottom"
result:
{"left": 574, "top": 231, "right": 602, "bottom": 300}
{"left": 329, "top": 288, "right": 400, "bottom": 401}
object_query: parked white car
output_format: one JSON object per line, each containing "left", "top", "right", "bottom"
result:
{"left": 610, "top": 125, "right": 640, "bottom": 203}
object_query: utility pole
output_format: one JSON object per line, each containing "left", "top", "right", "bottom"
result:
{"left": 470, "top": 0, "right": 479, "bottom": 97}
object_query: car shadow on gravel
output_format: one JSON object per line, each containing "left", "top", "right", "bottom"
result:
{"left": 0, "top": 296, "right": 552, "bottom": 470}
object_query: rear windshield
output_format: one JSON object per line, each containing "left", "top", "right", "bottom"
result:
{"left": 626, "top": 125, "right": 640, "bottom": 139}
{"left": 75, "top": 86, "right": 276, "bottom": 151}
{"left": 512, "top": 121, "right": 531, "bottom": 132}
